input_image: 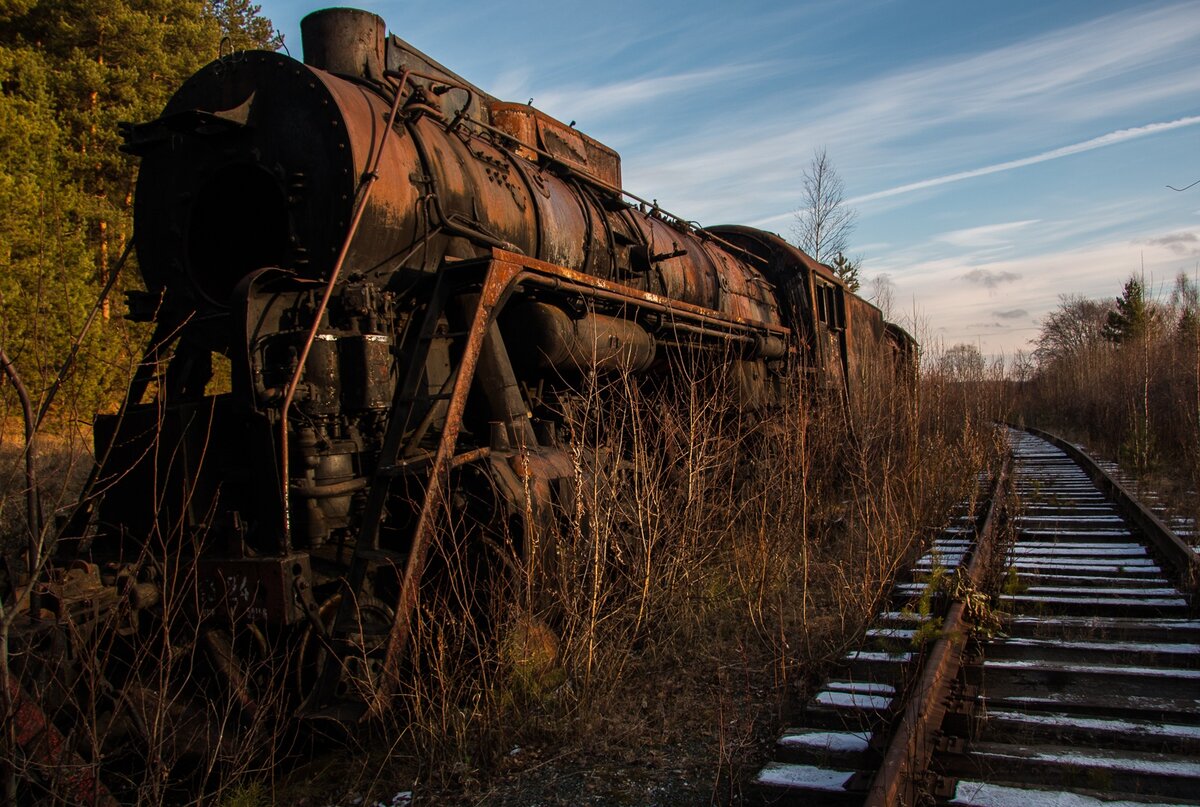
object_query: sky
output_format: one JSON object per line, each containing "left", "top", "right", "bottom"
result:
{"left": 256, "top": 0, "right": 1200, "bottom": 359}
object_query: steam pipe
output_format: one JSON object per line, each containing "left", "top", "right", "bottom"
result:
{"left": 278, "top": 68, "right": 411, "bottom": 550}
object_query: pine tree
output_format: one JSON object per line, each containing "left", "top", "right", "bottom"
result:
{"left": 1103, "top": 276, "right": 1152, "bottom": 345}
{"left": 830, "top": 252, "right": 861, "bottom": 292}
{"left": 0, "top": 0, "right": 274, "bottom": 421}
{"left": 209, "top": 0, "right": 276, "bottom": 53}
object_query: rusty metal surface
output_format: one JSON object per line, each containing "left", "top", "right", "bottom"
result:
{"left": 196, "top": 554, "right": 313, "bottom": 624}
{"left": 493, "top": 247, "right": 788, "bottom": 337}
{"left": 491, "top": 102, "right": 622, "bottom": 188}
{"left": 278, "top": 66, "right": 412, "bottom": 547}
{"left": 371, "top": 255, "right": 524, "bottom": 714}
{"left": 300, "top": 8, "right": 387, "bottom": 83}
{"left": 516, "top": 301, "right": 656, "bottom": 372}
{"left": 6, "top": 678, "right": 118, "bottom": 807}
{"left": 130, "top": 43, "right": 783, "bottom": 331}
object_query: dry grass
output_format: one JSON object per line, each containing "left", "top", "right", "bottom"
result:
{"left": 0, "top": 343, "right": 1003, "bottom": 806}
{"left": 309, "top": 351, "right": 1003, "bottom": 805}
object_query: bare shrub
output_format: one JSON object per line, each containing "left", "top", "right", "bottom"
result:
{"left": 369, "top": 342, "right": 1000, "bottom": 803}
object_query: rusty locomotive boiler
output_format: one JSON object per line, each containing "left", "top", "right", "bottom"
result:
{"left": 5, "top": 6, "right": 914, "bottom": 783}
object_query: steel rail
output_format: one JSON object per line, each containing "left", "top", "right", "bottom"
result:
{"left": 864, "top": 456, "right": 1011, "bottom": 807}
{"left": 1022, "top": 424, "right": 1200, "bottom": 592}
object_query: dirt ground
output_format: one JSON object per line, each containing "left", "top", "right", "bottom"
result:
{"left": 277, "top": 610, "right": 862, "bottom": 807}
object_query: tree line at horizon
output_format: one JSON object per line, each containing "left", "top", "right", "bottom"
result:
{"left": 1020, "top": 270, "right": 1200, "bottom": 489}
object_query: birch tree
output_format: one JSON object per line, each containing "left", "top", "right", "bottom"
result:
{"left": 793, "top": 147, "right": 857, "bottom": 264}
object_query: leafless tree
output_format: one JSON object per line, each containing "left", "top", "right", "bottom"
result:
{"left": 793, "top": 147, "right": 857, "bottom": 263}
{"left": 868, "top": 273, "right": 895, "bottom": 320}
{"left": 938, "top": 343, "right": 986, "bottom": 382}
{"left": 1033, "top": 294, "right": 1111, "bottom": 366}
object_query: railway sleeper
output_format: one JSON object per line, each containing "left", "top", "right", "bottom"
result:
{"left": 982, "top": 635, "right": 1200, "bottom": 668}
{"left": 1002, "top": 615, "right": 1200, "bottom": 644}
{"left": 973, "top": 709, "right": 1200, "bottom": 756}
{"left": 946, "top": 778, "right": 1200, "bottom": 807}
{"left": 834, "top": 649, "right": 916, "bottom": 688}
{"left": 754, "top": 762, "right": 867, "bottom": 806}
{"left": 773, "top": 728, "right": 878, "bottom": 768}
{"left": 798, "top": 681, "right": 898, "bottom": 733}
{"left": 997, "top": 593, "right": 1192, "bottom": 618}
{"left": 965, "top": 659, "right": 1200, "bottom": 702}
{"left": 980, "top": 693, "right": 1200, "bottom": 726}
{"left": 1004, "top": 571, "right": 1174, "bottom": 589}
{"left": 933, "top": 740, "right": 1200, "bottom": 802}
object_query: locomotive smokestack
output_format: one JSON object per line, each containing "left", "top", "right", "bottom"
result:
{"left": 301, "top": 8, "right": 387, "bottom": 83}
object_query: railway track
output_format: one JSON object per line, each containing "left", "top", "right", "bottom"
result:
{"left": 752, "top": 427, "right": 1200, "bottom": 806}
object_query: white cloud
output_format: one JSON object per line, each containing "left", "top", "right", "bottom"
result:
{"left": 880, "top": 226, "right": 1200, "bottom": 356}
{"left": 521, "top": 63, "right": 767, "bottom": 126}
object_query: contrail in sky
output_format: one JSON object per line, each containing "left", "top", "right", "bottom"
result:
{"left": 848, "top": 115, "right": 1200, "bottom": 205}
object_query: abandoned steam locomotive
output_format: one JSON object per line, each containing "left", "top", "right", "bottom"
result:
{"left": 9, "top": 6, "right": 912, "bottom": 770}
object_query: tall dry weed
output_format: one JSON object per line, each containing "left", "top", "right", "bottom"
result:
{"left": 0, "top": 333, "right": 1003, "bottom": 804}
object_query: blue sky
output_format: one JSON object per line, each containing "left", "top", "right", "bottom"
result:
{"left": 258, "top": 1, "right": 1200, "bottom": 358}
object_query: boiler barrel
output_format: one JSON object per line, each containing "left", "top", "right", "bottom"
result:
{"left": 128, "top": 29, "right": 781, "bottom": 333}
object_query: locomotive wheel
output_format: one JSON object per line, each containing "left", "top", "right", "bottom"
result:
{"left": 293, "top": 592, "right": 395, "bottom": 708}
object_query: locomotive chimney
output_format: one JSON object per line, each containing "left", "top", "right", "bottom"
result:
{"left": 300, "top": 8, "right": 387, "bottom": 83}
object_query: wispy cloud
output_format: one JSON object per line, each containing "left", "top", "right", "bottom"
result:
{"left": 848, "top": 117, "right": 1200, "bottom": 205}
{"left": 525, "top": 63, "right": 766, "bottom": 124}
{"left": 938, "top": 220, "right": 1040, "bottom": 248}
{"left": 625, "top": 3, "right": 1200, "bottom": 224}
{"left": 993, "top": 308, "right": 1028, "bottom": 320}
